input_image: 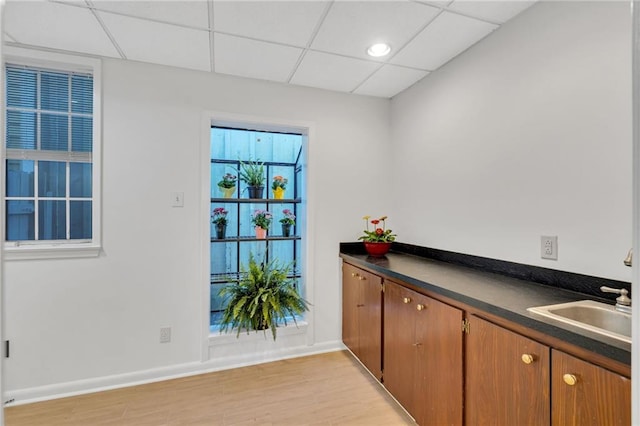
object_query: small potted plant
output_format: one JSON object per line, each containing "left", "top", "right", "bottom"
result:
{"left": 212, "top": 207, "right": 228, "bottom": 239}
{"left": 358, "top": 215, "right": 397, "bottom": 256}
{"left": 239, "top": 159, "right": 266, "bottom": 199}
{"left": 251, "top": 209, "right": 272, "bottom": 239}
{"left": 217, "top": 173, "right": 237, "bottom": 198}
{"left": 272, "top": 175, "right": 288, "bottom": 199}
{"left": 279, "top": 209, "right": 295, "bottom": 237}
{"left": 218, "top": 253, "right": 309, "bottom": 340}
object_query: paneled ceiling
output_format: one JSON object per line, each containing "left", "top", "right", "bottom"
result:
{"left": 4, "top": 0, "right": 536, "bottom": 98}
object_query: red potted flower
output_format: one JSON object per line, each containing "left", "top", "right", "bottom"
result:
{"left": 358, "top": 215, "right": 397, "bottom": 256}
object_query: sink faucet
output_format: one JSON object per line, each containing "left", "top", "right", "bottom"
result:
{"left": 600, "top": 286, "right": 632, "bottom": 314}
{"left": 624, "top": 249, "right": 632, "bottom": 267}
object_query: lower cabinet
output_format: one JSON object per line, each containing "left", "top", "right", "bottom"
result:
{"left": 466, "top": 315, "right": 551, "bottom": 425}
{"left": 466, "top": 315, "right": 631, "bottom": 426}
{"left": 384, "top": 280, "right": 463, "bottom": 426}
{"left": 552, "top": 349, "right": 631, "bottom": 426}
{"left": 342, "top": 263, "right": 383, "bottom": 380}
{"left": 340, "top": 262, "right": 631, "bottom": 426}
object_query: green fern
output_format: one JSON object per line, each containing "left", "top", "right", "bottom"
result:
{"left": 218, "top": 253, "right": 309, "bottom": 340}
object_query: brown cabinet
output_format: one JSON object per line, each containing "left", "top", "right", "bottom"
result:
{"left": 342, "top": 263, "right": 383, "bottom": 380}
{"left": 466, "top": 315, "right": 550, "bottom": 425}
{"left": 552, "top": 349, "right": 631, "bottom": 426}
{"left": 384, "top": 280, "right": 463, "bottom": 426}
{"left": 340, "top": 260, "right": 631, "bottom": 426}
{"left": 466, "top": 316, "right": 631, "bottom": 426}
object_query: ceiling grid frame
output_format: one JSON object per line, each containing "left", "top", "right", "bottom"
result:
{"left": 4, "top": 0, "right": 538, "bottom": 98}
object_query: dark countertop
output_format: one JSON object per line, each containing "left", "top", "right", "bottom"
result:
{"left": 340, "top": 249, "right": 631, "bottom": 366}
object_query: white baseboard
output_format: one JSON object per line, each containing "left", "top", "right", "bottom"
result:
{"left": 5, "top": 340, "right": 345, "bottom": 407}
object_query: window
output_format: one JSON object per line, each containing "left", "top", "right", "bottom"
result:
{"left": 3, "top": 48, "right": 101, "bottom": 259}
{"left": 209, "top": 127, "right": 305, "bottom": 329}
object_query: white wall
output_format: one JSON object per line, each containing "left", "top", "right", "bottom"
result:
{"left": 391, "top": 1, "right": 632, "bottom": 281}
{"left": 2, "top": 59, "right": 391, "bottom": 398}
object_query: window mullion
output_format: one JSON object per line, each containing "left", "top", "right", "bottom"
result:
{"left": 66, "top": 162, "right": 70, "bottom": 240}
{"left": 36, "top": 72, "right": 41, "bottom": 151}
{"left": 34, "top": 160, "right": 39, "bottom": 240}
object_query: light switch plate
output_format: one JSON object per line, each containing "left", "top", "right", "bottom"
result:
{"left": 171, "top": 192, "right": 184, "bottom": 207}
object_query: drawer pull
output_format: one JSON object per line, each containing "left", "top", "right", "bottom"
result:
{"left": 521, "top": 354, "right": 534, "bottom": 365}
{"left": 351, "top": 273, "right": 358, "bottom": 278}
{"left": 416, "top": 304, "right": 426, "bottom": 311}
{"left": 403, "top": 297, "right": 411, "bottom": 304}
{"left": 358, "top": 276, "right": 366, "bottom": 281}
{"left": 563, "top": 374, "right": 578, "bottom": 386}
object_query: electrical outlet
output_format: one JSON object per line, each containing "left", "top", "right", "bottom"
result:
{"left": 160, "top": 327, "right": 171, "bottom": 343}
{"left": 541, "top": 236, "right": 558, "bottom": 260}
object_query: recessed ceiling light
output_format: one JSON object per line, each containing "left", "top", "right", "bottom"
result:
{"left": 367, "top": 43, "right": 391, "bottom": 58}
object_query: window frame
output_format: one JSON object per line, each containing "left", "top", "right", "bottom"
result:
{"left": 3, "top": 47, "right": 102, "bottom": 260}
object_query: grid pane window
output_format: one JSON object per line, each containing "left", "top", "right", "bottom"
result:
{"left": 5, "top": 64, "right": 94, "bottom": 242}
{"left": 6, "top": 160, "right": 34, "bottom": 197}
{"left": 38, "top": 161, "right": 66, "bottom": 197}
{"left": 209, "top": 127, "right": 305, "bottom": 328}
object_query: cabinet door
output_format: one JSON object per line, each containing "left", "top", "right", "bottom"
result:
{"left": 359, "top": 269, "right": 383, "bottom": 380}
{"left": 342, "top": 263, "right": 361, "bottom": 356}
{"left": 552, "top": 350, "right": 630, "bottom": 426}
{"left": 383, "top": 281, "right": 418, "bottom": 416}
{"left": 414, "top": 294, "right": 463, "bottom": 426}
{"left": 466, "top": 315, "right": 550, "bottom": 426}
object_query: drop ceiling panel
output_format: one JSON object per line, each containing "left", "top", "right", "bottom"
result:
{"left": 98, "top": 11, "right": 211, "bottom": 71}
{"left": 291, "top": 51, "right": 379, "bottom": 93}
{"left": 354, "top": 65, "right": 428, "bottom": 98}
{"left": 448, "top": 1, "right": 537, "bottom": 24}
{"left": 4, "top": 0, "right": 538, "bottom": 98}
{"left": 4, "top": 1, "right": 120, "bottom": 57}
{"left": 92, "top": 1, "right": 210, "bottom": 29}
{"left": 213, "top": 1, "right": 328, "bottom": 47}
{"left": 214, "top": 33, "right": 303, "bottom": 83}
{"left": 311, "top": 1, "right": 440, "bottom": 61}
{"left": 391, "top": 11, "right": 498, "bottom": 70}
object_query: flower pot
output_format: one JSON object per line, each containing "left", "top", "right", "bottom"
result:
{"left": 219, "top": 186, "right": 235, "bottom": 198}
{"left": 247, "top": 186, "right": 264, "bottom": 199}
{"left": 273, "top": 187, "right": 285, "bottom": 199}
{"left": 215, "top": 223, "right": 226, "bottom": 239}
{"left": 364, "top": 242, "right": 392, "bottom": 257}
{"left": 255, "top": 226, "right": 267, "bottom": 239}
{"left": 282, "top": 224, "right": 292, "bottom": 237}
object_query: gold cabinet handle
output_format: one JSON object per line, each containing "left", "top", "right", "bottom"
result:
{"left": 412, "top": 342, "right": 422, "bottom": 347}
{"left": 358, "top": 276, "right": 366, "bottom": 281}
{"left": 563, "top": 374, "right": 578, "bottom": 386}
{"left": 351, "top": 273, "right": 358, "bottom": 278}
{"left": 416, "top": 304, "right": 426, "bottom": 311}
{"left": 521, "top": 354, "right": 534, "bottom": 364}
{"left": 403, "top": 297, "right": 411, "bottom": 304}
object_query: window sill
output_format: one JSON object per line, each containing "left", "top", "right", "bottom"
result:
{"left": 3, "top": 243, "right": 101, "bottom": 261}
{"left": 209, "top": 320, "right": 308, "bottom": 346}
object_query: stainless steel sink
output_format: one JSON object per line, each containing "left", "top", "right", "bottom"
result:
{"left": 527, "top": 300, "right": 631, "bottom": 343}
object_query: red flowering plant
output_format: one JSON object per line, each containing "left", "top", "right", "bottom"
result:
{"left": 212, "top": 207, "right": 228, "bottom": 225}
{"left": 358, "top": 215, "right": 396, "bottom": 243}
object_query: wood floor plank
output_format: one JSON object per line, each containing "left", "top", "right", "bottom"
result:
{"left": 5, "top": 350, "right": 414, "bottom": 426}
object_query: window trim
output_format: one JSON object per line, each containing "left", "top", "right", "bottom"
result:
{"left": 3, "top": 47, "right": 102, "bottom": 260}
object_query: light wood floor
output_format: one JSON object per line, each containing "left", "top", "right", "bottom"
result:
{"left": 5, "top": 350, "right": 414, "bottom": 426}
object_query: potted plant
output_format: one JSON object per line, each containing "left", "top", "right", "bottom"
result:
{"left": 212, "top": 207, "right": 228, "bottom": 239}
{"left": 358, "top": 215, "right": 397, "bottom": 256}
{"left": 218, "top": 253, "right": 309, "bottom": 340}
{"left": 272, "top": 175, "right": 288, "bottom": 199}
{"left": 252, "top": 209, "right": 272, "bottom": 239}
{"left": 279, "top": 209, "right": 295, "bottom": 237}
{"left": 217, "top": 173, "right": 237, "bottom": 198}
{"left": 239, "top": 159, "right": 266, "bottom": 199}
